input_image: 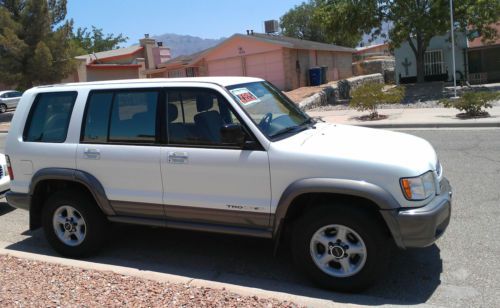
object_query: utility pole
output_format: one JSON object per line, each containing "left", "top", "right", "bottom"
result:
{"left": 450, "top": 0, "right": 458, "bottom": 98}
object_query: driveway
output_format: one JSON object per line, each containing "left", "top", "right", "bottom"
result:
{"left": 1, "top": 129, "right": 499, "bottom": 307}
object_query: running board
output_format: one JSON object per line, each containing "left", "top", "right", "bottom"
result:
{"left": 108, "top": 216, "right": 273, "bottom": 239}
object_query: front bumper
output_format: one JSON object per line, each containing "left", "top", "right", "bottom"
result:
{"left": 382, "top": 177, "right": 452, "bottom": 248}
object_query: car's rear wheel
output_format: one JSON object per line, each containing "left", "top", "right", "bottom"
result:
{"left": 0, "top": 104, "right": 7, "bottom": 113}
{"left": 291, "top": 205, "right": 390, "bottom": 291}
{"left": 42, "top": 190, "right": 108, "bottom": 258}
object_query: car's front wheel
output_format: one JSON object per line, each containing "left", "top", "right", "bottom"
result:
{"left": 42, "top": 190, "right": 108, "bottom": 258}
{"left": 291, "top": 205, "right": 390, "bottom": 291}
{"left": 0, "top": 104, "right": 7, "bottom": 113}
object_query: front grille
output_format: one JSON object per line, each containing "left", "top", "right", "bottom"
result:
{"left": 0, "top": 166, "right": 3, "bottom": 178}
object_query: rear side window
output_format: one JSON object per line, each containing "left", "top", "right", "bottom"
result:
{"left": 23, "top": 92, "right": 77, "bottom": 143}
{"left": 82, "top": 92, "right": 113, "bottom": 143}
{"left": 82, "top": 90, "right": 159, "bottom": 144}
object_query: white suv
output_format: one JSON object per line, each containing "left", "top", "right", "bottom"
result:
{"left": 5, "top": 77, "right": 451, "bottom": 291}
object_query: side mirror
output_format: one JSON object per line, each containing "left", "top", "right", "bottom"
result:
{"left": 220, "top": 123, "right": 245, "bottom": 145}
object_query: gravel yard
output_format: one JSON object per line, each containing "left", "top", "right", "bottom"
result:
{"left": 310, "top": 99, "right": 500, "bottom": 112}
{"left": 0, "top": 255, "right": 300, "bottom": 307}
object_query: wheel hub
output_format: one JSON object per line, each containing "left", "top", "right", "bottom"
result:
{"left": 64, "top": 222, "right": 73, "bottom": 231}
{"left": 310, "top": 224, "right": 368, "bottom": 278}
{"left": 53, "top": 205, "right": 86, "bottom": 247}
{"left": 328, "top": 244, "right": 347, "bottom": 259}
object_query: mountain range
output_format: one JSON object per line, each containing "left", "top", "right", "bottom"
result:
{"left": 153, "top": 33, "right": 226, "bottom": 58}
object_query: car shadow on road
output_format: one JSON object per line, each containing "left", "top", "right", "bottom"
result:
{"left": 0, "top": 111, "right": 13, "bottom": 124}
{"left": 5, "top": 224, "right": 443, "bottom": 306}
{"left": 0, "top": 201, "right": 15, "bottom": 216}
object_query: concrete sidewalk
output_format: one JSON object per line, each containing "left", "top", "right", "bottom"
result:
{"left": 307, "top": 105, "right": 500, "bottom": 128}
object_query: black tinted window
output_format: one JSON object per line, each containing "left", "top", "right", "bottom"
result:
{"left": 82, "top": 92, "right": 113, "bottom": 143}
{"left": 11, "top": 91, "right": 22, "bottom": 97}
{"left": 24, "top": 92, "right": 77, "bottom": 142}
{"left": 109, "top": 91, "right": 158, "bottom": 143}
{"left": 166, "top": 89, "right": 241, "bottom": 145}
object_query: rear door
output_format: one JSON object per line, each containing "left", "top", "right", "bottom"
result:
{"left": 76, "top": 89, "right": 164, "bottom": 219}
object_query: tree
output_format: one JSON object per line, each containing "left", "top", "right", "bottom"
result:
{"left": 0, "top": 0, "right": 78, "bottom": 89}
{"left": 279, "top": 0, "right": 363, "bottom": 47}
{"left": 321, "top": 0, "right": 500, "bottom": 83}
{"left": 280, "top": 1, "right": 327, "bottom": 43}
{"left": 72, "top": 26, "right": 128, "bottom": 54}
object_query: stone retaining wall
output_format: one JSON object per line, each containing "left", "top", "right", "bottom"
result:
{"left": 353, "top": 58, "right": 395, "bottom": 84}
{"left": 298, "top": 73, "right": 384, "bottom": 110}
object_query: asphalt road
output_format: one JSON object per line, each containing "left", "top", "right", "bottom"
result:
{"left": 0, "top": 129, "right": 499, "bottom": 307}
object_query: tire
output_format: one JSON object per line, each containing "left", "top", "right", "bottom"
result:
{"left": 291, "top": 205, "right": 390, "bottom": 292}
{"left": 0, "top": 104, "right": 7, "bottom": 113}
{"left": 42, "top": 190, "right": 108, "bottom": 258}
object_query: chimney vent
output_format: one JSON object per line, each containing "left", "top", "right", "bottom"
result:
{"left": 144, "top": 34, "right": 150, "bottom": 38}
{"left": 157, "top": 42, "right": 163, "bottom": 47}
{"left": 250, "top": 30, "right": 254, "bottom": 35}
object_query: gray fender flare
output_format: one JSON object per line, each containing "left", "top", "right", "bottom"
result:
{"left": 272, "top": 178, "right": 402, "bottom": 246}
{"left": 30, "top": 168, "right": 115, "bottom": 216}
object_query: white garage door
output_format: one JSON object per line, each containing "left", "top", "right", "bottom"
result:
{"left": 207, "top": 57, "right": 243, "bottom": 76}
{"left": 245, "top": 50, "right": 285, "bottom": 89}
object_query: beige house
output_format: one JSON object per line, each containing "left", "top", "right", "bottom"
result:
{"left": 66, "top": 37, "right": 171, "bottom": 83}
{"left": 354, "top": 43, "right": 391, "bottom": 61}
{"left": 146, "top": 33, "right": 354, "bottom": 90}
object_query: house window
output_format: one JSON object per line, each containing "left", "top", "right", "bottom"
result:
{"left": 185, "top": 67, "right": 199, "bottom": 77}
{"left": 168, "top": 69, "right": 185, "bottom": 78}
{"left": 424, "top": 50, "right": 445, "bottom": 76}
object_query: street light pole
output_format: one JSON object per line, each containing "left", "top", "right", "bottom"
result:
{"left": 450, "top": 0, "right": 458, "bottom": 98}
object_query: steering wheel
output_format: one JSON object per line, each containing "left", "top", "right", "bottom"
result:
{"left": 258, "top": 112, "right": 273, "bottom": 132}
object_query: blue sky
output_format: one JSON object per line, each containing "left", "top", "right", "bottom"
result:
{"left": 67, "top": 0, "right": 305, "bottom": 45}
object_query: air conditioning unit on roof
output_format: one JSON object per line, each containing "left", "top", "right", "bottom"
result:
{"left": 264, "top": 20, "right": 279, "bottom": 34}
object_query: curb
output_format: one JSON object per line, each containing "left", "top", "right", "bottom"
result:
{"left": 353, "top": 121, "right": 500, "bottom": 129}
{"left": 0, "top": 243, "right": 355, "bottom": 308}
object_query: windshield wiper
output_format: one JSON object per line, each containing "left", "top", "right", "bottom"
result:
{"left": 270, "top": 124, "right": 310, "bottom": 138}
{"left": 269, "top": 117, "right": 316, "bottom": 138}
{"left": 299, "top": 117, "right": 316, "bottom": 127}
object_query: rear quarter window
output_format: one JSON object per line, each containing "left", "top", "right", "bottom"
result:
{"left": 23, "top": 91, "right": 77, "bottom": 143}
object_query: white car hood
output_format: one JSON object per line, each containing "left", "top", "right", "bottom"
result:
{"left": 277, "top": 123, "right": 438, "bottom": 175}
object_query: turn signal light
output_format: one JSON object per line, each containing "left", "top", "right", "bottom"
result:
{"left": 401, "top": 179, "right": 412, "bottom": 199}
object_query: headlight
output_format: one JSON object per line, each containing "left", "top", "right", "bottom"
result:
{"left": 400, "top": 171, "right": 436, "bottom": 201}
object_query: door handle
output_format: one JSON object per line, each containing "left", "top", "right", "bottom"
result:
{"left": 168, "top": 151, "right": 188, "bottom": 164}
{"left": 83, "top": 148, "right": 100, "bottom": 160}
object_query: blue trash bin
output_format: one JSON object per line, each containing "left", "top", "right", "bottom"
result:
{"left": 309, "top": 67, "right": 321, "bottom": 86}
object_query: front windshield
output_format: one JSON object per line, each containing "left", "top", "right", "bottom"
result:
{"left": 226, "top": 81, "right": 311, "bottom": 138}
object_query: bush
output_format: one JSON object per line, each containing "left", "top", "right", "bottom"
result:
{"left": 349, "top": 83, "right": 405, "bottom": 119}
{"left": 441, "top": 91, "right": 500, "bottom": 117}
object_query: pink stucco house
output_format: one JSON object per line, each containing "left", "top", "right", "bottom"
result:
{"left": 65, "top": 36, "right": 171, "bottom": 83}
{"left": 146, "top": 33, "right": 355, "bottom": 90}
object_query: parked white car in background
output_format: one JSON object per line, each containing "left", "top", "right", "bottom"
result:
{"left": 0, "top": 153, "right": 11, "bottom": 196}
{"left": 0, "top": 90, "right": 23, "bottom": 113}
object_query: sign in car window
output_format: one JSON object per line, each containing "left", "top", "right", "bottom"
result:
{"left": 229, "top": 88, "right": 261, "bottom": 106}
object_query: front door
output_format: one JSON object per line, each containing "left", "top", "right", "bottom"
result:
{"left": 161, "top": 87, "right": 271, "bottom": 228}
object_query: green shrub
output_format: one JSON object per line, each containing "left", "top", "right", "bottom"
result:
{"left": 441, "top": 91, "right": 500, "bottom": 117}
{"left": 349, "top": 83, "right": 405, "bottom": 119}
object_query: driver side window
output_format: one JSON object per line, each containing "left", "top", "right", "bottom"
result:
{"left": 166, "top": 89, "right": 243, "bottom": 146}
